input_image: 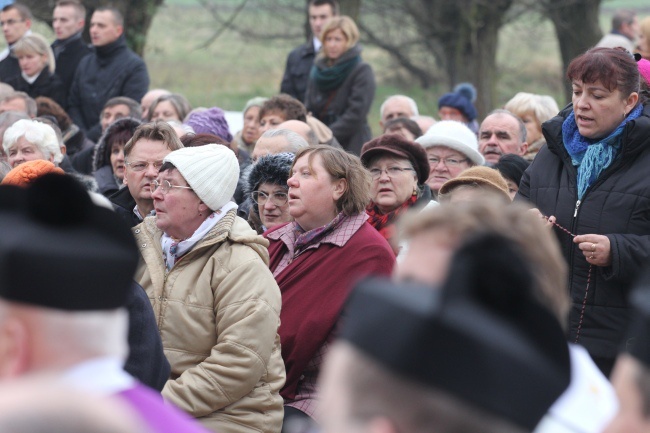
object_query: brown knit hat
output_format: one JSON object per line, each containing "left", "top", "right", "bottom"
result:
{"left": 438, "top": 166, "right": 510, "bottom": 202}
{"left": 360, "top": 134, "right": 430, "bottom": 185}
{"left": 1, "top": 160, "right": 65, "bottom": 187}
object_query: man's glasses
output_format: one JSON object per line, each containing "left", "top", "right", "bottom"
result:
{"left": 251, "top": 191, "right": 289, "bottom": 206}
{"left": 151, "top": 180, "right": 192, "bottom": 195}
{"left": 126, "top": 160, "right": 165, "bottom": 172}
{"left": 427, "top": 157, "right": 468, "bottom": 167}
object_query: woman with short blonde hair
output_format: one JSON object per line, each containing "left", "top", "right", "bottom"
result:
{"left": 7, "top": 33, "right": 65, "bottom": 107}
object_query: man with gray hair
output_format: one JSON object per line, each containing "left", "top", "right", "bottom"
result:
{"left": 478, "top": 109, "right": 528, "bottom": 166}
{"left": 0, "top": 91, "right": 36, "bottom": 117}
{"left": 251, "top": 128, "right": 309, "bottom": 162}
{"left": 379, "top": 95, "right": 419, "bottom": 130}
{"left": 596, "top": 9, "right": 638, "bottom": 53}
{"left": 0, "top": 174, "right": 209, "bottom": 433}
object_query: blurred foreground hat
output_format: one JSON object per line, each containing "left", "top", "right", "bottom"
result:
{"left": 0, "top": 174, "right": 138, "bottom": 310}
{"left": 416, "top": 120, "right": 484, "bottom": 166}
{"left": 1, "top": 160, "right": 64, "bottom": 187}
{"left": 360, "top": 134, "right": 429, "bottom": 185}
{"left": 185, "top": 107, "right": 233, "bottom": 143}
{"left": 438, "top": 166, "right": 510, "bottom": 202}
{"left": 341, "top": 233, "right": 571, "bottom": 430}
{"left": 164, "top": 143, "right": 239, "bottom": 211}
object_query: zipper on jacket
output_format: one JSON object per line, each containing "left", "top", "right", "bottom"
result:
{"left": 573, "top": 200, "right": 581, "bottom": 218}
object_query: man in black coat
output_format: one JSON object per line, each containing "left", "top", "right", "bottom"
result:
{"left": 51, "top": 1, "right": 91, "bottom": 106}
{"left": 280, "top": 0, "right": 338, "bottom": 102}
{"left": 0, "top": 4, "right": 32, "bottom": 81}
{"left": 67, "top": 7, "right": 149, "bottom": 142}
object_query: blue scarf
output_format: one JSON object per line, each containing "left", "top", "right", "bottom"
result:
{"left": 562, "top": 104, "right": 643, "bottom": 200}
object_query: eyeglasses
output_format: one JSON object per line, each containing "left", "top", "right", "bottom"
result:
{"left": 151, "top": 180, "right": 192, "bottom": 195}
{"left": 0, "top": 19, "right": 24, "bottom": 27}
{"left": 251, "top": 190, "right": 289, "bottom": 206}
{"left": 368, "top": 167, "right": 414, "bottom": 180}
{"left": 125, "top": 160, "right": 165, "bottom": 172}
{"left": 428, "top": 157, "right": 468, "bottom": 167}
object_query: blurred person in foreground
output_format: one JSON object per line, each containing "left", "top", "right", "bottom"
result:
{"left": 518, "top": 47, "right": 650, "bottom": 377}
{"left": 265, "top": 145, "right": 394, "bottom": 429}
{"left": 0, "top": 174, "right": 209, "bottom": 433}
{"left": 318, "top": 220, "right": 573, "bottom": 433}
{"left": 133, "top": 144, "right": 285, "bottom": 433}
{"left": 395, "top": 201, "right": 618, "bottom": 433}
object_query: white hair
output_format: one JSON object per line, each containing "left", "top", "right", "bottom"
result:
{"left": 380, "top": 95, "right": 420, "bottom": 119}
{"left": 261, "top": 128, "right": 309, "bottom": 153}
{"left": 3, "top": 119, "right": 63, "bottom": 164}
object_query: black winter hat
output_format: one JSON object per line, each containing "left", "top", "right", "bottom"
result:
{"left": 0, "top": 174, "right": 139, "bottom": 311}
{"left": 341, "top": 232, "right": 571, "bottom": 431}
{"left": 244, "top": 153, "right": 295, "bottom": 215}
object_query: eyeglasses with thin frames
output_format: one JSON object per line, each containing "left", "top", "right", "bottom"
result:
{"left": 251, "top": 190, "right": 289, "bottom": 206}
{"left": 368, "top": 166, "right": 414, "bottom": 180}
{"left": 125, "top": 160, "right": 165, "bottom": 172}
{"left": 151, "top": 180, "right": 192, "bottom": 195}
{"left": 427, "top": 157, "right": 468, "bottom": 167}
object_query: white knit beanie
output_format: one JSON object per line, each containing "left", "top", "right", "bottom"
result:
{"left": 415, "top": 120, "right": 485, "bottom": 166}
{"left": 163, "top": 144, "right": 239, "bottom": 211}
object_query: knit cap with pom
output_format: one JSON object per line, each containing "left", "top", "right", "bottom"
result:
{"left": 638, "top": 58, "right": 650, "bottom": 86}
{"left": 163, "top": 144, "right": 239, "bottom": 211}
{"left": 438, "top": 82, "right": 478, "bottom": 122}
{"left": 1, "top": 160, "right": 65, "bottom": 187}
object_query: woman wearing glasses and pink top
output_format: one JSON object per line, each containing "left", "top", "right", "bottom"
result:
{"left": 133, "top": 144, "right": 285, "bottom": 433}
{"left": 360, "top": 133, "right": 435, "bottom": 253}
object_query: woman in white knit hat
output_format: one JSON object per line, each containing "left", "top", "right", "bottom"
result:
{"left": 415, "top": 120, "right": 485, "bottom": 198}
{"left": 132, "top": 143, "right": 285, "bottom": 433}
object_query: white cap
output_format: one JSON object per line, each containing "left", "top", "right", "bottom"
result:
{"left": 415, "top": 120, "right": 485, "bottom": 166}
{"left": 164, "top": 144, "right": 239, "bottom": 211}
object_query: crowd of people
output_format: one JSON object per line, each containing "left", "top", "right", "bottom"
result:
{"left": 1, "top": 1, "right": 650, "bottom": 433}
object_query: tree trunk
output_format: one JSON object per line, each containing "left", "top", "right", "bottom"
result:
{"left": 422, "top": 0, "right": 513, "bottom": 119}
{"left": 21, "top": 0, "right": 164, "bottom": 56}
{"left": 340, "top": 0, "right": 362, "bottom": 22}
{"left": 543, "top": 0, "right": 603, "bottom": 101}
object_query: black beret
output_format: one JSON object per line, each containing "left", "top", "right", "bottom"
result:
{"left": 360, "top": 134, "right": 430, "bottom": 185}
{"left": 340, "top": 233, "right": 570, "bottom": 430}
{"left": 0, "top": 174, "right": 139, "bottom": 311}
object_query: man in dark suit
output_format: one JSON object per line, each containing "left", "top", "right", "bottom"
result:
{"left": 51, "top": 0, "right": 91, "bottom": 105}
{"left": 279, "top": 0, "right": 338, "bottom": 102}
{"left": 0, "top": 3, "right": 32, "bottom": 81}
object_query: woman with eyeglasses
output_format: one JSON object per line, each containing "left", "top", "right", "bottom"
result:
{"left": 265, "top": 145, "right": 394, "bottom": 428}
{"left": 360, "top": 134, "right": 434, "bottom": 253}
{"left": 414, "top": 120, "right": 485, "bottom": 199}
{"left": 132, "top": 144, "right": 285, "bottom": 433}
{"left": 244, "top": 152, "right": 294, "bottom": 234}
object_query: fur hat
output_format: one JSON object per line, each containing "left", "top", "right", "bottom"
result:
{"left": 245, "top": 153, "right": 294, "bottom": 216}
{"left": 164, "top": 143, "right": 239, "bottom": 211}
{"left": 415, "top": 120, "right": 484, "bottom": 166}
{"left": 1, "top": 160, "right": 65, "bottom": 187}
{"left": 185, "top": 107, "right": 233, "bottom": 143}
{"left": 360, "top": 134, "right": 430, "bottom": 185}
{"left": 438, "top": 83, "right": 478, "bottom": 122}
{"left": 438, "top": 166, "right": 510, "bottom": 202}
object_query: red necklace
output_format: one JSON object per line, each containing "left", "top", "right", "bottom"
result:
{"left": 544, "top": 216, "right": 592, "bottom": 343}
